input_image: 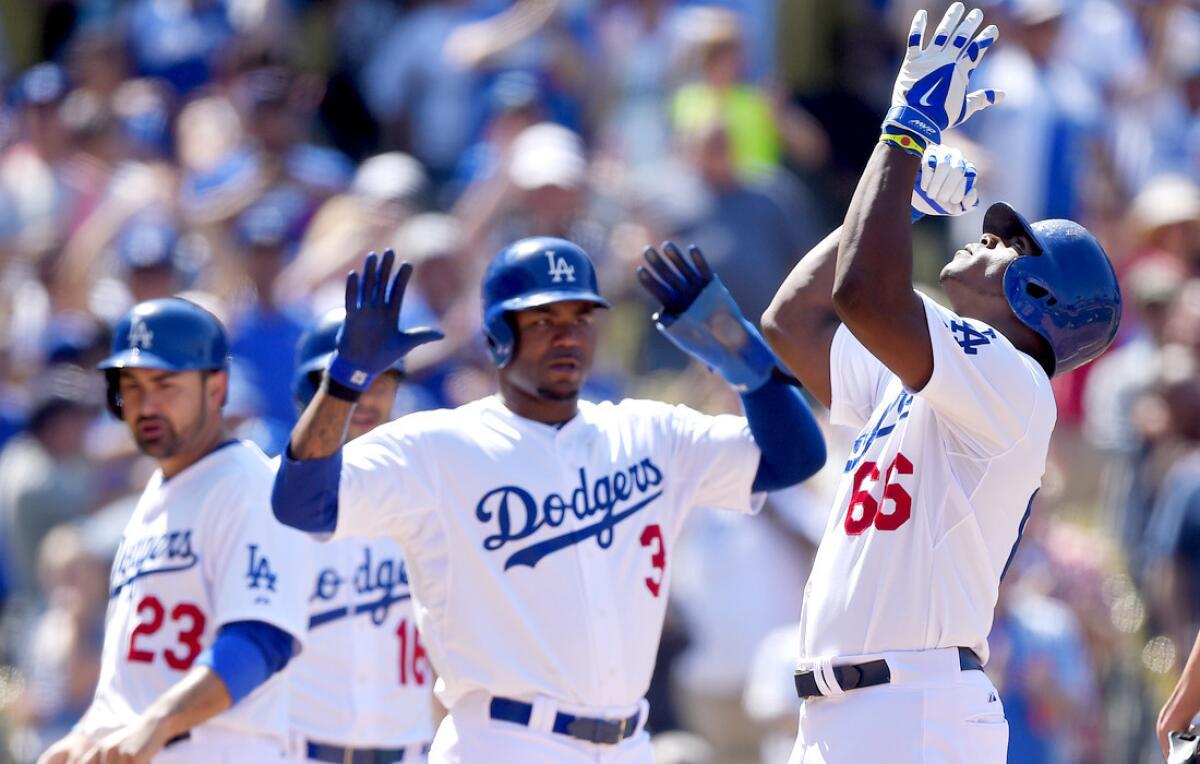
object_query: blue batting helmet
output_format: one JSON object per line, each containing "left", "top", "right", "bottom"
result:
{"left": 292, "top": 308, "right": 406, "bottom": 410}
{"left": 481, "top": 237, "right": 609, "bottom": 367}
{"left": 984, "top": 202, "right": 1122, "bottom": 375}
{"left": 97, "top": 297, "right": 230, "bottom": 417}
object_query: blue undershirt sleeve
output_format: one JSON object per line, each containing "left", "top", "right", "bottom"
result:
{"left": 744, "top": 373, "right": 827, "bottom": 493}
{"left": 196, "top": 620, "right": 296, "bottom": 704}
{"left": 271, "top": 446, "right": 342, "bottom": 534}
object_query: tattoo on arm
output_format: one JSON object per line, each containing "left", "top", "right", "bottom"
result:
{"left": 289, "top": 383, "right": 354, "bottom": 460}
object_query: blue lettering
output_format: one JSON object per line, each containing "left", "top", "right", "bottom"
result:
{"left": 476, "top": 486, "right": 541, "bottom": 550}
{"left": 475, "top": 457, "right": 667, "bottom": 570}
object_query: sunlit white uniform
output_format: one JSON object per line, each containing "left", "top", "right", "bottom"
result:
{"left": 790, "top": 294, "right": 1055, "bottom": 764}
{"left": 289, "top": 535, "right": 434, "bottom": 762}
{"left": 76, "top": 441, "right": 310, "bottom": 762}
{"left": 328, "top": 395, "right": 762, "bottom": 762}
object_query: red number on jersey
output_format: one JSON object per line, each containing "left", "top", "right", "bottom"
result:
{"left": 396, "top": 619, "right": 429, "bottom": 686}
{"left": 843, "top": 453, "right": 914, "bottom": 534}
{"left": 640, "top": 524, "right": 667, "bottom": 597}
{"left": 164, "top": 603, "right": 207, "bottom": 670}
{"left": 126, "top": 596, "right": 207, "bottom": 669}
{"left": 127, "top": 596, "right": 164, "bottom": 663}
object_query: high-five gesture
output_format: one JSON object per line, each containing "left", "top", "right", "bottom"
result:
{"left": 638, "top": 241, "right": 779, "bottom": 392}
{"left": 326, "top": 250, "right": 443, "bottom": 399}
{"left": 884, "top": 3, "right": 1001, "bottom": 153}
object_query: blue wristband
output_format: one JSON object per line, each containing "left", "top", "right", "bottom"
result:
{"left": 657, "top": 277, "right": 778, "bottom": 392}
{"left": 883, "top": 105, "right": 941, "bottom": 147}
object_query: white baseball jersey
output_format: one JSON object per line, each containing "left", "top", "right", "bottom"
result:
{"left": 289, "top": 535, "right": 434, "bottom": 747}
{"left": 328, "top": 395, "right": 762, "bottom": 711}
{"left": 799, "top": 293, "right": 1055, "bottom": 665}
{"left": 77, "top": 440, "right": 310, "bottom": 748}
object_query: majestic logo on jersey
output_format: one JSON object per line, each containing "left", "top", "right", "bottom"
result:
{"left": 948, "top": 320, "right": 996, "bottom": 355}
{"left": 127, "top": 319, "right": 154, "bottom": 350}
{"left": 308, "top": 546, "right": 412, "bottom": 629}
{"left": 110, "top": 529, "right": 197, "bottom": 597}
{"left": 845, "top": 390, "right": 915, "bottom": 472}
{"left": 545, "top": 251, "right": 576, "bottom": 283}
{"left": 245, "top": 544, "right": 278, "bottom": 593}
{"left": 475, "top": 458, "right": 664, "bottom": 570}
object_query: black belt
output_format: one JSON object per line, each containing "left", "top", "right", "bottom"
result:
{"left": 306, "top": 740, "right": 421, "bottom": 763}
{"left": 489, "top": 697, "right": 640, "bottom": 745}
{"left": 794, "top": 647, "right": 984, "bottom": 699}
{"left": 165, "top": 732, "right": 190, "bottom": 748}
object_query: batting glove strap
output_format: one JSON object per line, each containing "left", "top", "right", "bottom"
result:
{"left": 325, "top": 352, "right": 374, "bottom": 398}
{"left": 656, "top": 276, "right": 778, "bottom": 393}
{"left": 883, "top": 106, "right": 941, "bottom": 148}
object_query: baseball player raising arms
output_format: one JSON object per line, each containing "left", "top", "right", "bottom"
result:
{"left": 39, "top": 298, "right": 309, "bottom": 764}
{"left": 286, "top": 308, "right": 435, "bottom": 763}
{"left": 760, "top": 4, "right": 1121, "bottom": 763}
{"left": 272, "top": 238, "right": 826, "bottom": 762}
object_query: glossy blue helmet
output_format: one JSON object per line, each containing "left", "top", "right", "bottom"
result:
{"left": 292, "top": 308, "right": 406, "bottom": 410}
{"left": 985, "top": 202, "right": 1122, "bottom": 376}
{"left": 97, "top": 297, "right": 230, "bottom": 417}
{"left": 481, "top": 237, "right": 609, "bottom": 367}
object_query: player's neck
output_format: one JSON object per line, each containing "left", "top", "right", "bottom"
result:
{"left": 158, "top": 421, "right": 230, "bottom": 479}
{"left": 497, "top": 384, "right": 579, "bottom": 426}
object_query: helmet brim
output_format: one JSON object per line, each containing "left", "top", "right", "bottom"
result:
{"left": 497, "top": 289, "right": 610, "bottom": 313}
{"left": 983, "top": 202, "right": 1045, "bottom": 255}
{"left": 97, "top": 348, "right": 190, "bottom": 371}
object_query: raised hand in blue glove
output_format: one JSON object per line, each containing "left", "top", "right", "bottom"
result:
{"left": 637, "top": 241, "right": 779, "bottom": 392}
{"left": 882, "top": 2, "right": 1002, "bottom": 154}
{"left": 325, "top": 249, "right": 443, "bottom": 401}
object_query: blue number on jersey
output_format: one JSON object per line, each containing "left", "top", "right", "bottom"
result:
{"left": 246, "top": 544, "right": 278, "bottom": 592}
{"left": 949, "top": 320, "right": 996, "bottom": 355}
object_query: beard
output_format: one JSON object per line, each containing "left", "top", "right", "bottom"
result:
{"left": 132, "top": 395, "right": 207, "bottom": 460}
{"left": 134, "top": 416, "right": 183, "bottom": 458}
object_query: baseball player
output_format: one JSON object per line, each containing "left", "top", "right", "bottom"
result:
{"left": 38, "top": 298, "right": 310, "bottom": 764}
{"left": 271, "top": 239, "right": 827, "bottom": 761}
{"left": 286, "top": 308, "right": 435, "bottom": 763}
{"left": 760, "top": 5, "right": 1121, "bottom": 763}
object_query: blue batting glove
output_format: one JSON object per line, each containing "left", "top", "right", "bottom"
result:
{"left": 637, "top": 242, "right": 778, "bottom": 392}
{"left": 882, "top": 3, "right": 1003, "bottom": 153}
{"left": 326, "top": 249, "right": 443, "bottom": 400}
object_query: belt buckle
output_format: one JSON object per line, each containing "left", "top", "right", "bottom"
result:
{"left": 566, "top": 715, "right": 623, "bottom": 745}
{"left": 615, "top": 716, "right": 630, "bottom": 740}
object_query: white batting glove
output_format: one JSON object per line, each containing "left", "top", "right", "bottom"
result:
{"left": 911, "top": 145, "right": 979, "bottom": 218}
{"left": 883, "top": 3, "right": 1003, "bottom": 151}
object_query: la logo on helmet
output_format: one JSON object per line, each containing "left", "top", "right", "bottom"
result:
{"left": 128, "top": 319, "right": 154, "bottom": 350}
{"left": 545, "top": 251, "right": 576, "bottom": 283}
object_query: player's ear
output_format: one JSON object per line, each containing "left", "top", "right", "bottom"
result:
{"left": 205, "top": 369, "right": 229, "bottom": 410}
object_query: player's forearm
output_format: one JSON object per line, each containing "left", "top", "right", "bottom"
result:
{"left": 834, "top": 143, "right": 919, "bottom": 315}
{"left": 1162, "top": 629, "right": 1200, "bottom": 742}
{"left": 290, "top": 383, "right": 355, "bottom": 460}
{"left": 762, "top": 227, "right": 842, "bottom": 407}
{"left": 137, "top": 666, "right": 232, "bottom": 744}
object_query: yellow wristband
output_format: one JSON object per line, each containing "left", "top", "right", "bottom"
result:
{"left": 879, "top": 131, "right": 925, "bottom": 157}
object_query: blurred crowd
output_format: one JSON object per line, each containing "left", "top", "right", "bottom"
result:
{"left": 0, "top": 0, "right": 1196, "bottom": 762}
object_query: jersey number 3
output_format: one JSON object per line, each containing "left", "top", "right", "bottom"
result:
{"left": 127, "top": 595, "right": 207, "bottom": 670}
{"left": 844, "top": 453, "right": 914, "bottom": 535}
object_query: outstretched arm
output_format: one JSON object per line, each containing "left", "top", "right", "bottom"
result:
{"left": 835, "top": 3, "right": 999, "bottom": 390}
{"left": 273, "top": 251, "right": 441, "bottom": 534}
{"left": 638, "top": 243, "right": 825, "bottom": 491}
{"left": 765, "top": 142, "right": 981, "bottom": 407}
{"left": 1159, "top": 629, "right": 1200, "bottom": 758}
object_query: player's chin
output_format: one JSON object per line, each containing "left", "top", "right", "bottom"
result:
{"left": 134, "top": 433, "right": 176, "bottom": 458}
{"left": 536, "top": 379, "right": 582, "bottom": 402}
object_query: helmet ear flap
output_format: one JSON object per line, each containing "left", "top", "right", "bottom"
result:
{"left": 105, "top": 369, "right": 124, "bottom": 419}
{"left": 485, "top": 312, "right": 515, "bottom": 367}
